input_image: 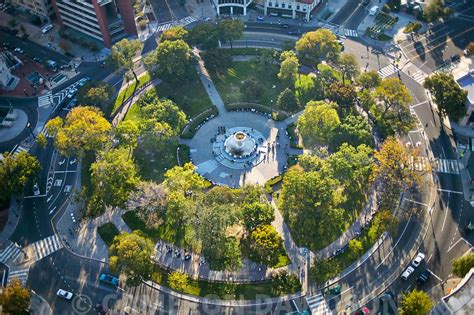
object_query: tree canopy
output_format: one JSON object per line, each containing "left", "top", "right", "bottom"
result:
{"left": 278, "top": 50, "right": 299, "bottom": 87}
{"left": 216, "top": 19, "right": 244, "bottom": 49}
{"left": 297, "top": 101, "right": 341, "bottom": 145}
{"left": 0, "top": 278, "right": 30, "bottom": 313}
{"left": 161, "top": 26, "right": 188, "bottom": 42}
{"left": 242, "top": 202, "right": 274, "bottom": 232}
{"left": 400, "top": 290, "right": 433, "bottom": 315}
{"left": 144, "top": 39, "right": 192, "bottom": 82}
{"left": 277, "top": 88, "right": 300, "bottom": 112}
{"left": 47, "top": 106, "right": 111, "bottom": 157}
{"left": 108, "top": 38, "right": 143, "bottom": 82}
{"left": 356, "top": 71, "right": 381, "bottom": 89}
{"left": 109, "top": 231, "right": 154, "bottom": 286}
{"left": 424, "top": 73, "right": 468, "bottom": 121}
{"left": 295, "top": 29, "right": 341, "bottom": 65}
{"left": 337, "top": 53, "right": 360, "bottom": 83}
{"left": 452, "top": 253, "right": 474, "bottom": 278}
{"left": 187, "top": 23, "right": 219, "bottom": 49}
{"left": 0, "top": 151, "right": 41, "bottom": 198}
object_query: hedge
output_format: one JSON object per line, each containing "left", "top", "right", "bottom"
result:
{"left": 180, "top": 106, "right": 219, "bottom": 139}
{"left": 225, "top": 102, "right": 288, "bottom": 121}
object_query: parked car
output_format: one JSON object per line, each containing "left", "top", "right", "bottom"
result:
{"left": 14, "top": 47, "right": 23, "bottom": 54}
{"left": 78, "top": 77, "right": 91, "bottom": 87}
{"left": 417, "top": 270, "right": 430, "bottom": 286}
{"left": 412, "top": 252, "right": 425, "bottom": 268}
{"left": 67, "top": 88, "right": 78, "bottom": 99}
{"left": 401, "top": 266, "right": 415, "bottom": 280}
{"left": 369, "top": 5, "right": 379, "bottom": 16}
{"left": 33, "top": 57, "right": 42, "bottom": 63}
{"left": 281, "top": 23, "right": 290, "bottom": 29}
{"left": 99, "top": 273, "right": 119, "bottom": 286}
{"left": 288, "top": 29, "right": 302, "bottom": 35}
{"left": 256, "top": 16, "right": 265, "bottom": 21}
{"left": 56, "top": 289, "right": 73, "bottom": 300}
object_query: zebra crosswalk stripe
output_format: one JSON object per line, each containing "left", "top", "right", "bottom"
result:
{"left": 11, "top": 145, "right": 27, "bottom": 156}
{"left": 411, "top": 70, "right": 427, "bottom": 85}
{"left": 0, "top": 243, "right": 22, "bottom": 264}
{"left": 38, "top": 91, "right": 53, "bottom": 108}
{"left": 344, "top": 29, "right": 358, "bottom": 37}
{"left": 436, "top": 159, "right": 459, "bottom": 174}
{"left": 306, "top": 293, "right": 331, "bottom": 314}
{"left": 33, "top": 234, "right": 64, "bottom": 261}
{"left": 8, "top": 268, "right": 29, "bottom": 285}
{"left": 378, "top": 64, "right": 398, "bottom": 78}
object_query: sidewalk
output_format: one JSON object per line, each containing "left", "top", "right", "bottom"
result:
{"left": 29, "top": 291, "right": 53, "bottom": 315}
{"left": 0, "top": 200, "right": 21, "bottom": 242}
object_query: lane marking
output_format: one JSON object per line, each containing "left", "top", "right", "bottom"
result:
{"left": 410, "top": 101, "right": 429, "bottom": 109}
{"left": 447, "top": 237, "right": 472, "bottom": 253}
{"left": 427, "top": 253, "right": 433, "bottom": 263}
{"left": 428, "top": 269, "right": 443, "bottom": 282}
{"left": 377, "top": 213, "right": 413, "bottom": 268}
{"left": 441, "top": 192, "right": 450, "bottom": 232}
{"left": 404, "top": 199, "right": 429, "bottom": 207}
{"left": 24, "top": 194, "right": 47, "bottom": 199}
{"left": 437, "top": 189, "right": 463, "bottom": 194}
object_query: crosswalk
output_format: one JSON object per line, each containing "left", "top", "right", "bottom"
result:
{"left": 156, "top": 16, "right": 198, "bottom": 32}
{"left": 32, "top": 234, "right": 63, "bottom": 261}
{"left": 8, "top": 268, "right": 30, "bottom": 285}
{"left": 306, "top": 293, "right": 331, "bottom": 314}
{"left": 344, "top": 28, "right": 358, "bottom": 37}
{"left": 410, "top": 69, "right": 427, "bottom": 85}
{"left": 0, "top": 242, "right": 22, "bottom": 264}
{"left": 38, "top": 91, "right": 53, "bottom": 108}
{"left": 409, "top": 157, "right": 459, "bottom": 174}
{"left": 10, "top": 145, "right": 28, "bottom": 157}
{"left": 37, "top": 84, "right": 76, "bottom": 109}
{"left": 378, "top": 64, "right": 399, "bottom": 78}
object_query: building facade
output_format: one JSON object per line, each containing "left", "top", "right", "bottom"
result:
{"left": 51, "top": 0, "right": 137, "bottom": 48}
{"left": 10, "top": 0, "right": 54, "bottom": 22}
{"left": 212, "top": 0, "right": 253, "bottom": 16}
{"left": 265, "top": 0, "right": 321, "bottom": 21}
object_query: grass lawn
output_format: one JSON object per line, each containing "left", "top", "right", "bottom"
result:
{"left": 112, "top": 72, "right": 151, "bottom": 116}
{"left": 317, "top": 63, "right": 343, "bottom": 83}
{"left": 133, "top": 141, "right": 179, "bottom": 183}
{"left": 155, "top": 71, "right": 213, "bottom": 118}
{"left": 212, "top": 61, "right": 283, "bottom": 108}
{"left": 122, "top": 211, "right": 189, "bottom": 249}
{"left": 151, "top": 266, "right": 296, "bottom": 299}
{"left": 97, "top": 223, "right": 120, "bottom": 246}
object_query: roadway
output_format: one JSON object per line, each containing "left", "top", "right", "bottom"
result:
{"left": 330, "top": 0, "right": 370, "bottom": 29}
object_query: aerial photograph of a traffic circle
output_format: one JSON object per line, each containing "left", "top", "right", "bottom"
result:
{"left": 1, "top": 0, "right": 474, "bottom": 314}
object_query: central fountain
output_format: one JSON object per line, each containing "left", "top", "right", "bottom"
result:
{"left": 224, "top": 131, "right": 256, "bottom": 158}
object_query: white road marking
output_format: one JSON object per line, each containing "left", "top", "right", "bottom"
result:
{"left": 441, "top": 192, "right": 450, "bottom": 232}
{"left": 427, "top": 253, "right": 433, "bottom": 263}
{"left": 428, "top": 269, "right": 443, "bottom": 282}
{"left": 377, "top": 213, "right": 413, "bottom": 268}
{"left": 437, "top": 189, "right": 463, "bottom": 194}
{"left": 410, "top": 101, "right": 429, "bottom": 109}
{"left": 447, "top": 237, "right": 472, "bottom": 253}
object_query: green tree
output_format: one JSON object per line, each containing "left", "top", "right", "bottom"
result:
{"left": 0, "top": 278, "right": 30, "bottom": 313}
{"left": 187, "top": 23, "right": 219, "bottom": 49}
{"left": 36, "top": 133, "right": 48, "bottom": 149}
{"left": 452, "top": 253, "right": 474, "bottom": 278}
{"left": 271, "top": 270, "right": 301, "bottom": 296}
{"left": 216, "top": 19, "right": 244, "bottom": 49}
{"left": 91, "top": 148, "right": 140, "bottom": 208}
{"left": 276, "top": 88, "right": 300, "bottom": 112}
{"left": 144, "top": 39, "right": 192, "bottom": 82}
{"left": 327, "top": 82, "right": 357, "bottom": 109}
{"left": 337, "top": 53, "right": 360, "bottom": 83}
{"left": 373, "top": 77, "right": 413, "bottom": 136}
{"left": 141, "top": 98, "right": 187, "bottom": 135}
{"left": 163, "top": 163, "right": 208, "bottom": 195}
{"left": 333, "top": 114, "right": 372, "bottom": 150}
{"left": 201, "top": 48, "right": 233, "bottom": 74}
{"left": 80, "top": 83, "right": 113, "bottom": 107}
{"left": 297, "top": 101, "right": 341, "bottom": 145}
{"left": 168, "top": 271, "right": 189, "bottom": 292}
{"left": 311, "top": 258, "right": 341, "bottom": 284}
{"left": 0, "top": 151, "right": 41, "bottom": 207}
{"left": 242, "top": 202, "right": 274, "bottom": 232}
{"left": 278, "top": 50, "right": 299, "bottom": 87}
{"left": 108, "top": 39, "right": 143, "bottom": 83}
{"left": 241, "top": 77, "right": 263, "bottom": 100}
{"left": 423, "top": 0, "right": 452, "bottom": 22}
{"left": 356, "top": 70, "right": 382, "bottom": 89}
{"left": 279, "top": 166, "right": 343, "bottom": 249}
{"left": 295, "top": 29, "right": 341, "bottom": 66}
{"left": 249, "top": 224, "right": 284, "bottom": 266}
{"left": 400, "top": 290, "right": 433, "bottom": 315}
{"left": 47, "top": 106, "right": 111, "bottom": 157}
{"left": 295, "top": 74, "right": 325, "bottom": 104}
{"left": 127, "top": 181, "right": 167, "bottom": 228}
{"left": 369, "top": 210, "right": 399, "bottom": 242}
{"left": 109, "top": 231, "right": 154, "bottom": 286}
{"left": 115, "top": 120, "right": 141, "bottom": 158}
{"left": 348, "top": 239, "right": 363, "bottom": 259}
{"left": 424, "top": 73, "right": 468, "bottom": 121}
{"left": 161, "top": 26, "right": 188, "bottom": 42}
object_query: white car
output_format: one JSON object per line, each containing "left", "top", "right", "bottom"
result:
{"left": 56, "top": 289, "right": 73, "bottom": 300}
{"left": 32, "top": 183, "right": 40, "bottom": 196}
{"left": 401, "top": 266, "right": 415, "bottom": 280}
{"left": 14, "top": 48, "right": 24, "bottom": 54}
{"left": 412, "top": 252, "right": 426, "bottom": 268}
{"left": 369, "top": 5, "right": 379, "bottom": 16}
{"left": 67, "top": 88, "right": 77, "bottom": 98}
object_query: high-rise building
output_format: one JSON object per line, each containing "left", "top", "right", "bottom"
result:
{"left": 10, "top": 0, "right": 54, "bottom": 22}
{"left": 51, "top": 0, "right": 137, "bottom": 48}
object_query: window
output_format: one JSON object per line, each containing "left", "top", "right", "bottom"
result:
{"left": 282, "top": 3, "right": 285, "bottom": 8}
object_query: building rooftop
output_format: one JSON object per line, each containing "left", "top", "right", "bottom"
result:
{"left": 431, "top": 268, "right": 474, "bottom": 314}
{"left": 457, "top": 72, "right": 474, "bottom": 105}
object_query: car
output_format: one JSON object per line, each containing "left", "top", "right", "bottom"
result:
{"left": 369, "top": 5, "right": 379, "bottom": 16}
{"left": 465, "top": 221, "right": 474, "bottom": 234}
{"left": 67, "top": 88, "right": 77, "bottom": 99}
{"left": 401, "top": 266, "right": 415, "bottom": 280}
{"left": 56, "top": 289, "right": 73, "bottom": 300}
{"left": 33, "top": 57, "right": 42, "bottom": 63}
{"left": 32, "top": 183, "right": 40, "bottom": 196}
{"left": 256, "top": 16, "right": 265, "bottom": 21}
{"left": 14, "top": 48, "right": 23, "bottom": 54}
{"left": 417, "top": 270, "right": 430, "bottom": 286}
{"left": 281, "top": 23, "right": 289, "bottom": 28}
{"left": 288, "top": 29, "right": 302, "bottom": 35}
{"left": 42, "top": 24, "right": 53, "bottom": 34}
{"left": 99, "top": 273, "right": 119, "bottom": 286}
{"left": 78, "top": 77, "right": 91, "bottom": 87}
{"left": 450, "top": 54, "right": 460, "bottom": 62}
{"left": 326, "top": 284, "right": 341, "bottom": 295}
{"left": 412, "top": 252, "right": 425, "bottom": 267}
{"left": 68, "top": 98, "right": 78, "bottom": 108}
